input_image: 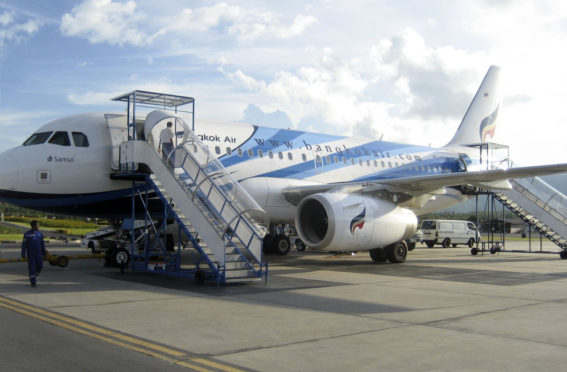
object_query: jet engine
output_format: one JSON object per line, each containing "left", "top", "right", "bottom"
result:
{"left": 295, "top": 193, "right": 417, "bottom": 251}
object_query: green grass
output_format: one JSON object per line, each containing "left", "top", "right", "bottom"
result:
{"left": 0, "top": 221, "right": 97, "bottom": 240}
{"left": 0, "top": 234, "right": 24, "bottom": 241}
{"left": 5, "top": 217, "right": 99, "bottom": 229}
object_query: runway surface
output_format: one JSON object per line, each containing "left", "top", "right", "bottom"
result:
{"left": 1, "top": 240, "right": 567, "bottom": 371}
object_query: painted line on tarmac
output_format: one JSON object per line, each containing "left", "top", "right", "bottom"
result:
{"left": 0, "top": 296, "right": 245, "bottom": 372}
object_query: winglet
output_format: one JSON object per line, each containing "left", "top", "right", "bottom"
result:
{"left": 445, "top": 65, "right": 501, "bottom": 147}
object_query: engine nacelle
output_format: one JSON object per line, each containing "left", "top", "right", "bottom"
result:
{"left": 295, "top": 193, "right": 417, "bottom": 251}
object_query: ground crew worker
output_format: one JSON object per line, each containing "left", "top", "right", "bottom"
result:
{"left": 21, "top": 220, "right": 46, "bottom": 287}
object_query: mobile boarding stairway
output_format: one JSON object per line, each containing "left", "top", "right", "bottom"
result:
{"left": 464, "top": 143, "right": 567, "bottom": 257}
{"left": 494, "top": 177, "right": 567, "bottom": 256}
{"left": 115, "top": 92, "right": 269, "bottom": 283}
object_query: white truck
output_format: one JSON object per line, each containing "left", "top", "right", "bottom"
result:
{"left": 420, "top": 219, "right": 480, "bottom": 248}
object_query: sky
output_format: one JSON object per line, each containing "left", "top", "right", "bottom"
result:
{"left": 1, "top": 0, "right": 567, "bottom": 166}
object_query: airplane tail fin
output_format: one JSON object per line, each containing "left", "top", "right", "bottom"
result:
{"left": 445, "top": 65, "right": 501, "bottom": 147}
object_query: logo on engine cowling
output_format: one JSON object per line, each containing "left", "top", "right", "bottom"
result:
{"left": 350, "top": 206, "right": 366, "bottom": 235}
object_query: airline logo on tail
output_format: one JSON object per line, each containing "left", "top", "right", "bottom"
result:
{"left": 479, "top": 105, "right": 499, "bottom": 142}
{"left": 350, "top": 206, "right": 366, "bottom": 235}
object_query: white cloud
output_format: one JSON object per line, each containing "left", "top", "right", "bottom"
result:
{"left": 0, "top": 11, "right": 41, "bottom": 49}
{"left": 0, "top": 11, "right": 13, "bottom": 26}
{"left": 67, "top": 91, "right": 114, "bottom": 106}
{"left": 60, "top": 1, "right": 316, "bottom": 46}
{"left": 60, "top": 0, "right": 159, "bottom": 46}
{"left": 218, "top": 27, "right": 492, "bottom": 147}
{"left": 168, "top": 2, "right": 316, "bottom": 43}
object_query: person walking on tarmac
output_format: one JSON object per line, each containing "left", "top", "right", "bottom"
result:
{"left": 21, "top": 220, "right": 46, "bottom": 287}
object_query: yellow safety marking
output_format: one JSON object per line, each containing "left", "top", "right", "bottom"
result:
{"left": 191, "top": 357, "right": 246, "bottom": 372}
{"left": 0, "top": 301, "right": 175, "bottom": 363}
{"left": 0, "top": 296, "right": 245, "bottom": 372}
{"left": 175, "top": 360, "right": 215, "bottom": 372}
{"left": 0, "top": 296, "right": 185, "bottom": 358}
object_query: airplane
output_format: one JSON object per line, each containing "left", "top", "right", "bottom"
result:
{"left": 1, "top": 65, "right": 567, "bottom": 264}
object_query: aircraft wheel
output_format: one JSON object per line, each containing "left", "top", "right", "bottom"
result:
{"left": 407, "top": 242, "right": 416, "bottom": 251}
{"left": 56, "top": 255, "right": 69, "bottom": 268}
{"left": 386, "top": 241, "right": 408, "bottom": 264}
{"left": 471, "top": 248, "right": 479, "bottom": 255}
{"left": 369, "top": 248, "right": 388, "bottom": 263}
{"left": 295, "top": 238, "right": 306, "bottom": 252}
{"left": 560, "top": 251, "right": 567, "bottom": 260}
{"left": 114, "top": 247, "right": 130, "bottom": 266}
{"left": 273, "top": 234, "right": 291, "bottom": 255}
{"left": 442, "top": 238, "right": 451, "bottom": 248}
{"left": 489, "top": 247, "right": 497, "bottom": 254}
{"left": 426, "top": 241, "right": 435, "bottom": 248}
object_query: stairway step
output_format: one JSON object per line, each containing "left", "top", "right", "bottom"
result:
{"left": 225, "top": 261, "right": 251, "bottom": 270}
{"left": 224, "top": 269, "right": 256, "bottom": 279}
{"left": 224, "top": 276, "right": 262, "bottom": 283}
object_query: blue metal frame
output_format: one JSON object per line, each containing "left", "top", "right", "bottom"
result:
{"left": 113, "top": 90, "right": 265, "bottom": 284}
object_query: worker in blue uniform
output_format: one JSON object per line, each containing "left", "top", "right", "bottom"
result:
{"left": 21, "top": 220, "right": 46, "bottom": 287}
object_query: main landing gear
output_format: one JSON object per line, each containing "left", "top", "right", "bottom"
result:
{"left": 263, "top": 233, "right": 291, "bottom": 255}
{"left": 369, "top": 241, "right": 408, "bottom": 264}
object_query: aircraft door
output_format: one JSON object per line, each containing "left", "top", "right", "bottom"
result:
{"left": 105, "top": 114, "right": 129, "bottom": 170}
{"left": 144, "top": 110, "right": 190, "bottom": 155}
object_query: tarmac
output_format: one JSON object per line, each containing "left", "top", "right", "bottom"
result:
{"left": 2, "top": 240, "right": 567, "bottom": 371}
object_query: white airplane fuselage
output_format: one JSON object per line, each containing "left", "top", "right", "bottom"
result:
{"left": 0, "top": 112, "right": 473, "bottom": 220}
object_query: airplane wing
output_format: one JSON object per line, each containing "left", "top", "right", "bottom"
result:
{"left": 282, "top": 163, "right": 567, "bottom": 205}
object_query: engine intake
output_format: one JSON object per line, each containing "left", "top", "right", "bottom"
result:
{"left": 296, "top": 193, "right": 417, "bottom": 251}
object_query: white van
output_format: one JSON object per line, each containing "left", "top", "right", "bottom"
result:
{"left": 420, "top": 220, "right": 480, "bottom": 248}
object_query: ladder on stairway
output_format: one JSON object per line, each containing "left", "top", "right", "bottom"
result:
{"left": 119, "top": 112, "right": 269, "bottom": 283}
{"left": 494, "top": 177, "right": 567, "bottom": 251}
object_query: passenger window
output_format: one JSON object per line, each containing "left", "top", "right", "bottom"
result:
{"left": 215, "top": 146, "right": 221, "bottom": 155}
{"left": 248, "top": 149, "right": 254, "bottom": 157}
{"left": 48, "top": 131, "right": 70, "bottom": 146}
{"left": 258, "top": 149, "right": 264, "bottom": 158}
{"left": 316, "top": 155, "right": 322, "bottom": 165}
{"left": 278, "top": 152, "right": 283, "bottom": 160}
{"left": 268, "top": 150, "right": 274, "bottom": 159}
{"left": 342, "top": 157, "right": 347, "bottom": 164}
{"left": 381, "top": 161, "right": 385, "bottom": 168}
{"left": 226, "top": 147, "right": 232, "bottom": 156}
{"left": 301, "top": 154, "right": 307, "bottom": 161}
{"left": 373, "top": 160, "right": 377, "bottom": 167}
{"left": 72, "top": 132, "right": 89, "bottom": 147}
{"left": 334, "top": 156, "right": 339, "bottom": 164}
{"left": 351, "top": 159, "right": 355, "bottom": 165}
{"left": 287, "top": 152, "right": 293, "bottom": 160}
{"left": 23, "top": 131, "right": 53, "bottom": 146}
{"left": 237, "top": 148, "right": 243, "bottom": 157}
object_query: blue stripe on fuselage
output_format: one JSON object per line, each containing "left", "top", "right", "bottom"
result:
{"left": 216, "top": 125, "right": 465, "bottom": 181}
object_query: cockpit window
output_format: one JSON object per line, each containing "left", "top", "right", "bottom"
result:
{"left": 23, "top": 131, "right": 52, "bottom": 146}
{"left": 72, "top": 132, "right": 89, "bottom": 147}
{"left": 48, "top": 131, "right": 71, "bottom": 146}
